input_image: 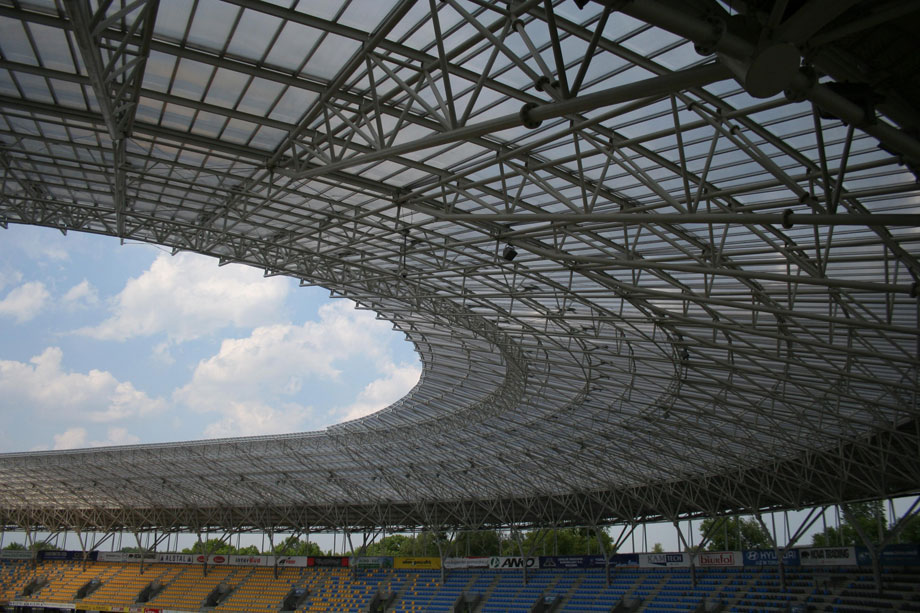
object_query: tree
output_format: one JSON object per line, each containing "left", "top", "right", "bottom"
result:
{"left": 271, "top": 537, "right": 324, "bottom": 557}
{"left": 362, "top": 534, "right": 414, "bottom": 556}
{"left": 182, "top": 539, "right": 239, "bottom": 555}
{"left": 699, "top": 516, "right": 771, "bottom": 551}
{"left": 500, "top": 528, "right": 614, "bottom": 556}
{"left": 651, "top": 543, "right": 664, "bottom": 553}
{"left": 453, "top": 531, "right": 502, "bottom": 557}
{"left": 812, "top": 502, "right": 888, "bottom": 547}
{"left": 2, "top": 542, "right": 26, "bottom": 550}
{"left": 897, "top": 513, "right": 920, "bottom": 544}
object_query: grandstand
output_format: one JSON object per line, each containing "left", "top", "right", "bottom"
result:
{"left": 1, "top": 552, "right": 920, "bottom": 612}
{"left": 1, "top": 0, "right": 920, "bottom": 611}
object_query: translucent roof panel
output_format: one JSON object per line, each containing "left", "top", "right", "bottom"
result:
{"left": 0, "top": 0, "right": 918, "bottom": 533}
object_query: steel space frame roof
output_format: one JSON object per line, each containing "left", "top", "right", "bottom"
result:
{"left": 0, "top": 0, "right": 919, "bottom": 534}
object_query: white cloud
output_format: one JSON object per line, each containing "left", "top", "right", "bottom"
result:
{"left": 202, "top": 402, "right": 313, "bottom": 439}
{"left": 175, "top": 300, "right": 401, "bottom": 436}
{"left": 53, "top": 427, "right": 87, "bottom": 450}
{"left": 62, "top": 279, "right": 99, "bottom": 309}
{"left": 341, "top": 362, "right": 421, "bottom": 422}
{"left": 52, "top": 426, "right": 141, "bottom": 450}
{"left": 0, "top": 269, "right": 22, "bottom": 292}
{"left": 0, "top": 347, "right": 165, "bottom": 423}
{"left": 0, "top": 281, "right": 50, "bottom": 322}
{"left": 76, "top": 252, "right": 290, "bottom": 342}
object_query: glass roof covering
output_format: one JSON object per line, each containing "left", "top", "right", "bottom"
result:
{"left": 0, "top": 0, "right": 918, "bottom": 532}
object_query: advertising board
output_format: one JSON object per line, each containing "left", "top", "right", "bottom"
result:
{"left": 354, "top": 556, "right": 394, "bottom": 568}
{"left": 443, "top": 557, "right": 490, "bottom": 569}
{"left": 488, "top": 556, "right": 538, "bottom": 569}
{"left": 697, "top": 551, "right": 741, "bottom": 567}
{"left": 742, "top": 549, "right": 800, "bottom": 567}
{"left": 308, "top": 556, "right": 349, "bottom": 567}
{"left": 394, "top": 556, "right": 441, "bottom": 569}
{"left": 799, "top": 547, "right": 856, "bottom": 567}
{"left": 640, "top": 552, "right": 689, "bottom": 568}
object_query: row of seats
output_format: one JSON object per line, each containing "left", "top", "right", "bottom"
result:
{"left": 2, "top": 560, "right": 919, "bottom": 612}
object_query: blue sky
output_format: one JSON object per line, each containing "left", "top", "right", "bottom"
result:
{"left": 0, "top": 224, "right": 420, "bottom": 453}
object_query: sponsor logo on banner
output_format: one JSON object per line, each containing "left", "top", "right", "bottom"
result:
{"left": 641, "top": 553, "right": 688, "bottom": 567}
{"left": 354, "top": 556, "right": 393, "bottom": 569}
{"left": 539, "top": 555, "right": 606, "bottom": 569}
{"left": 229, "top": 555, "right": 266, "bottom": 566}
{"left": 157, "top": 553, "right": 194, "bottom": 564}
{"left": 697, "top": 551, "right": 739, "bottom": 567}
{"left": 799, "top": 547, "right": 856, "bottom": 567}
{"left": 309, "top": 556, "right": 349, "bottom": 567}
{"left": 39, "top": 550, "right": 76, "bottom": 560}
{"left": 12, "top": 601, "right": 75, "bottom": 610}
{"left": 443, "top": 557, "right": 489, "bottom": 569}
{"left": 610, "top": 553, "right": 640, "bottom": 567}
{"left": 857, "top": 544, "right": 920, "bottom": 566}
{"left": 488, "top": 556, "right": 538, "bottom": 569}
{"left": 98, "top": 552, "right": 127, "bottom": 563}
{"left": 743, "top": 549, "right": 800, "bottom": 566}
{"left": 125, "top": 552, "right": 157, "bottom": 562}
{"left": 394, "top": 556, "right": 440, "bottom": 569}
{"left": 275, "top": 556, "right": 309, "bottom": 567}
{"left": 0, "top": 549, "right": 34, "bottom": 560}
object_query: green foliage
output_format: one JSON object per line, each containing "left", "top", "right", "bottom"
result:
{"left": 500, "top": 528, "right": 614, "bottom": 556}
{"left": 812, "top": 502, "right": 887, "bottom": 547}
{"left": 453, "top": 531, "right": 501, "bottom": 557}
{"left": 899, "top": 513, "right": 920, "bottom": 544}
{"left": 271, "top": 537, "right": 324, "bottom": 557}
{"left": 181, "top": 538, "right": 251, "bottom": 555}
{"left": 699, "top": 516, "right": 772, "bottom": 551}
{"left": 651, "top": 543, "right": 664, "bottom": 553}
{"left": 362, "top": 535, "right": 415, "bottom": 556}
{"left": 2, "top": 542, "right": 26, "bottom": 550}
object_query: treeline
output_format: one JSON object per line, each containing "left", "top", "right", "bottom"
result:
{"left": 4, "top": 506, "right": 917, "bottom": 555}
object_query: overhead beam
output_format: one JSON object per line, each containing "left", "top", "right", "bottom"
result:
{"left": 63, "top": 0, "right": 159, "bottom": 236}
{"left": 278, "top": 62, "right": 731, "bottom": 180}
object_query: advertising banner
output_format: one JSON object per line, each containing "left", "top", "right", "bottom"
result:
{"left": 12, "top": 602, "right": 75, "bottom": 610}
{"left": 124, "top": 552, "right": 157, "bottom": 563}
{"left": 394, "top": 556, "right": 440, "bottom": 569}
{"left": 697, "top": 551, "right": 741, "bottom": 567}
{"left": 444, "top": 557, "right": 490, "bottom": 569}
{"left": 1, "top": 549, "right": 35, "bottom": 560}
{"left": 39, "top": 550, "right": 79, "bottom": 561}
{"left": 488, "top": 556, "right": 538, "bottom": 569}
{"left": 97, "top": 552, "right": 127, "bottom": 563}
{"left": 610, "top": 553, "right": 640, "bottom": 567}
{"left": 275, "top": 556, "right": 309, "bottom": 568}
{"left": 354, "top": 556, "right": 393, "bottom": 569}
{"left": 799, "top": 547, "right": 856, "bottom": 567}
{"left": 742, "top": 549, "right": 800, "bottom": 567}
{"left": 193, "top": 554, "right": 228, "bottom": 565}
{"left": 538, "top": 555, "right": 608, "bottom": 569}
{"left": 539, "top": 556, "right": 586, "bottom": 569}
{"left": 856, "top": 544, "right": 920, "bottom": 566}
{"left": 640, "top": 553, "right": 689, "bottom": 568}
{"left": 308, "top": 556, "right": 349, "bottom": 567}
{"left": 229, "top": 555, "right": 269, "bottom": 566}
{"left": 156, "top": 553, "right": 195, "bottom": 564}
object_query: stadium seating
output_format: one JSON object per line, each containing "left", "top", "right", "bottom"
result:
{"left": 1, "top": 559, "right": 919, "bottom": 612}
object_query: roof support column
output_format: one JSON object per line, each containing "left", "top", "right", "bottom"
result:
{"left": 63, "top": 0, "right": 159, "bottom": 237}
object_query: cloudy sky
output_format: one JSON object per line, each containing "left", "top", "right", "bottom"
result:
{"left": 0, "top": 223, "right": 420, "bottom": 453}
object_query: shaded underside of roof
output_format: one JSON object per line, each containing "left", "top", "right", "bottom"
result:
{"left": 0, "top": 0, "right": 918, "bottom": 532}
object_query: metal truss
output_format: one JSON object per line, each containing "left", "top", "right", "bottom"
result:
{"left": 0, "top": 0, "right": 919, "bottom": 535}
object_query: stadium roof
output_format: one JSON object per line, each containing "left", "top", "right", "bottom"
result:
{"left": 0, "top": 0, "right": 919, "bottom": 535}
